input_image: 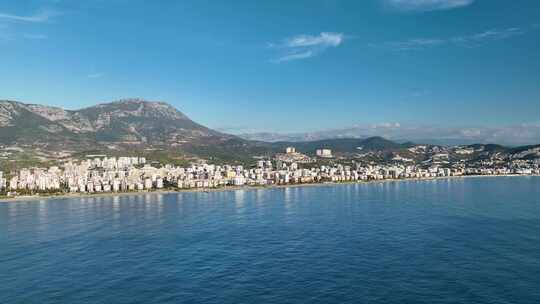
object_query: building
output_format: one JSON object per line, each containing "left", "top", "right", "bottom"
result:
{"left": 286, "top": 147, "right": 296, "bottom": 154}
{"left": 0, "top": 171, "right": 5, "bottom": 191}
{"left": 2, "top": 151, "right": 538, "bottom": 197}
{"left": 156, "top": 177, "right": 164, "bottom": 189}
{"left": 316, "top": 149, "right": 333, "bottom": 158}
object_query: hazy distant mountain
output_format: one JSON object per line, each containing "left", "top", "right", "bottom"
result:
{"left": 240, "top": 123, "right": 540, "bottom": 146}
{"left": 270, "top": 136, "right": 408, "bottom": 154}
{"left": 0, "top": 99, "right": 233, "bottom": 148}
{"left": 239, "top": 127, "right": 371, "bottom": 143}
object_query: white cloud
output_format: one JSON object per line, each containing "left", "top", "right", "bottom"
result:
{"left": 373, "top": 27, "right": 526, "bottom": 51}
{"left": 373, "top": 38, "right": 445, "bottom": 51}
{"left": 451, "top": 28, "right": 524, "bottom": 45}
{"left": 0, "top": 10, "right": 59, "bottom": 23}
{"left": 0, "top": 9, "right": 59, "bottom": 41}
{"left": 270, "top": 32, "right": 345, "bottom": 63}
{"left": 274, "top": 50, "right": 315, "bottom": 63}
{"left": 285, "top": 32, "right": 344, "bottom": 48}
{"left": 385, "top": 0, "right": 474, "bottom": 12}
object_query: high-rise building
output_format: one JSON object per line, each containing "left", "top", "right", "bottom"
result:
{"left": 316, "top": 149, "right": 333, "bottom": 158}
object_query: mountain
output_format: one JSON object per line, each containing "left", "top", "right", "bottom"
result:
{"left": 239, "top": 124, "right": 540, "bottom": 146}
{"left": 239, "top": 129, "right": 369, "bottom": 143}
{"left": 1, "top": 99, "right": 539, "bottom": 167}
{"left": 0, "top": 100, "right": 83, "bottom": 145}
{"left": 0, "top": 99, "right": 261, "bottom": 166}
{"left": 0, "top": 99, "right": 233, "bottom": 147}
{"left": 269, "top": 136, "right": 408, "bottom": 154}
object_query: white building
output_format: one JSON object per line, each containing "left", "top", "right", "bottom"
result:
{"left": 144, "top": 178, "right": 153, "bottom": 190}
{"left": 316, "top": 149, "right": 333, "bottom": 158}
{"left": 156, "top": 177, "right": 164, "bottom": 189}
{"left": 286, "top": 147, "right": 296, "bottom": 154}
{"left": 233, "top": 176, "right": 245, "bottom": 186}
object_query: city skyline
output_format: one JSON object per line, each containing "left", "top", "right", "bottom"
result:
{"left": 1, "top": 0, "right": 539, "bottom": 137}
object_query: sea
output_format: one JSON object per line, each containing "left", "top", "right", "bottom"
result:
{"left": 1, "top": 176, "right": 540, "bottom": 304}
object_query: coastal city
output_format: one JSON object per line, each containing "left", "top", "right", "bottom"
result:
{"left": 3, "top": 1, "right": 540, "bottom": 303}
{"left": 1, "top": 146, "right": 539, "bottom": 198}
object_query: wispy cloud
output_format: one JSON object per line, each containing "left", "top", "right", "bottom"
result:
{"left": 276, "top": 50, "right": 315, "bottom": 62}
{"left": 87, "top": 73, "right": 105, "bottom": 79}
{"left": 0, "top": 10, "right": 59, "bottom": 23}
{"left": 283, "top": 32, "right": 344, "bottom": 48}
{"left": 0, "top": 9, "right": 59, "bottom": 41}
{"left": 270, "top": 32, "right": 345, "bottom": 63}
{"left": 372, "top": 27, "right": 527, "bottom": 51}
{"left": 385, "top": 0, "right": 474, "bottom": 12}
{"left": 450, "top": 28, "right": 525, "bottom": 45}
{"left": 373, "top": 38, "right": 445, "bottom": 51}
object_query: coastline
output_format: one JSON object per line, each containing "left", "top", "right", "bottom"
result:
{"left": 1, "top": 174, "right": 538, "bottom": 204}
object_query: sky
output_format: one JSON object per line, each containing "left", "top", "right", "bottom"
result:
{"left": 1, "top": 0, "right": 539, "bottom": 142}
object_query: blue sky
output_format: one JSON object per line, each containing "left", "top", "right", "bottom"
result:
{"left": 1, "top": 0, "right": 539, "bottom": 136}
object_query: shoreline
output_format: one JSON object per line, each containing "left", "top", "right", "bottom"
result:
{"left": 1, "top": 174, "right": 538, "bottom": 203}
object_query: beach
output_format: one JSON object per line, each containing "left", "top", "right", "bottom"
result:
{"left": 1, "top": 174, "right": 537, "bottom": 203}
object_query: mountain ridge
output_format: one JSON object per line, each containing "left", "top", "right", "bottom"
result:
{"left": 239, "top": 124, "right": 540, "bottom": 147}
{"left": 1, "top": 99, "right": 539, "bottom": 166}
{"left": 0, "top": 98, "right": 233, "bottom": 147}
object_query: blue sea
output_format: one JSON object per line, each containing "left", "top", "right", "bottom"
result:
{"left": 1, "top": 176, "right": 540, "bottom": 304}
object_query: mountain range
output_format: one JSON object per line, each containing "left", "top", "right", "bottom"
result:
{"left": 239, "top": 123, "right": 540, "bottom": 146}
{"left": 0, "top": 98, "right": 232, "bottom": 147}
{"left": 1, "top": 99, "right": 539, "bottom": 166}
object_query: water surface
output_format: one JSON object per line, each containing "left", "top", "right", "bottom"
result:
{"left": 1, "top": 177, "right": 540, "bottom": 303}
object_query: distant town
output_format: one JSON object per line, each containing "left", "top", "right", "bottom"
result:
{"left": 1, "top": 145, "right": 539, "bottom": 199}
